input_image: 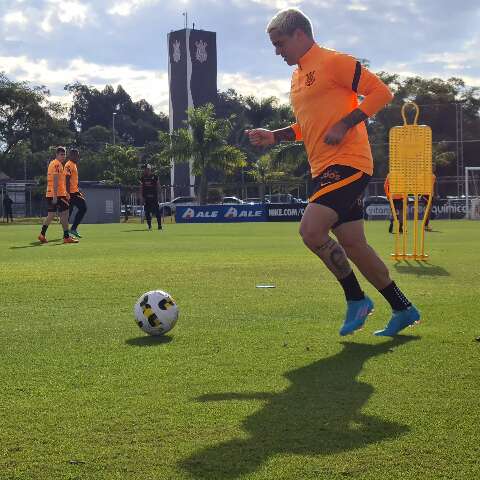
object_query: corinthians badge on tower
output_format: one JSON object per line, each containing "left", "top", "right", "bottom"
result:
{"left": 172, "top": 40, "right": 181, "bottom": 63}
{"left": 195, "top": 40, "right": 208, "bottom": 63}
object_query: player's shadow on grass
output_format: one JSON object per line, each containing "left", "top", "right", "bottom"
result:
{"left": 180, "top": 336, "right": 417, "bottom": 480}
{"left": 125, "top": 335, "right": 173, "bottom": 347}
{"left": 10, "top": 238, "right": 63, "bottom": 249}
{"left": 394, "top": 260, "right": 450, "bottom": 277}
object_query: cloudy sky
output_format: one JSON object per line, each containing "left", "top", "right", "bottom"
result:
{"left": 1, "top": 0, "right": 479, "bottom": 114}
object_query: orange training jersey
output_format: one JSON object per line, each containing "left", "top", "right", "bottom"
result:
{"left": 64, "top": 160, "right": 79, "bottom": 193}
{"left": 46, "top": 159, "right": 67, "bottom": 197}
{"left": 289, "top": 43, "right": 393, "bottom": 178}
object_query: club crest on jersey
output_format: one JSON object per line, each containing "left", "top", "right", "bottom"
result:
{"left": 305, "top": 71, "right": 316, "bottom": 86}
{"left": 195, "top": 40, "right": 208, "bottom": 63}
{"left": 172, "top": 40, "right": 181, "bottom": 63}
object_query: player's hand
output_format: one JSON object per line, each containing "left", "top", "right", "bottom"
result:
{"left": 66, "top": 193, "right": 70, "bottom": 201}
{"left": 246, "top": 129, "right": 275, "bottom": 147}
{"left": 52, "top": 196, "right": 58, "bottom": 205}
{"left": 324, "top": 121, "right": 349, "bottom": 145}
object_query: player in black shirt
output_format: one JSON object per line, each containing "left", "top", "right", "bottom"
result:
{"left": 140, "top": 164, "right": 162, "bottom": 230}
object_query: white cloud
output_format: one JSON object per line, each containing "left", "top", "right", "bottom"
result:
{"left": 3, "top": 10, "right": 28, "bottom": 26}
{"left": 219, "top": 72, "right": 290, "bottom": 104}
{"left": 107, "top": 0, "right": 172, "bottom": 16}
{"left": 0, "top": 55, "right": 170, "bottom": 113}
{"left": 0, "top": 53, "right": 295, "bottom": 115}
{"left": 347, "top": 1, "right": 368, "bottom": 11}
{"left": 40, "top": 0, "right": 91, "bottom": 32}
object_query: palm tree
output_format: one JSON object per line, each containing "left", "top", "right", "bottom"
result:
{"left": 270, "top": 142, "right": 310, "bottom": 180}
{"left": 159, "top": 103, "right": 246, "bottom": 204}
{"left": 249, "top": 153, "right": 290, "bottom": 201}
{"left": 244, "top": 96, "right": 278, "bottom": 129}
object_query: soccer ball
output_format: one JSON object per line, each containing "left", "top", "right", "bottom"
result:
{"left": 134, "top": 290, "right": 179, "bottom": 336}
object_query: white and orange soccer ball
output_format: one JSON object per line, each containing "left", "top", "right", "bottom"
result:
{"left": 134, "top": 290, "right": 179, "bottom": 336}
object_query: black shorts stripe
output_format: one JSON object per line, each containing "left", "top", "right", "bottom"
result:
{"left": 352, "top": 61, "right": 362, "bottom": 93}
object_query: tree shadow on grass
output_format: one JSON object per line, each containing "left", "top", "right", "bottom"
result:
{"left": 180, "top": 336, "right": 418, "bottom": 479}
{"left": 125, "top": 335, "right": 174, "bottom": 347}
{"left": 10, "top": 239, "right": 63, "bottom": 249}
{"left": 394, "top": 260, "right": 450, "bottom": 277}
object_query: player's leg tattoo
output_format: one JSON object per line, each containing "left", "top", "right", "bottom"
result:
{"left": 312, "top": 237, "right": 352, "bottom": 279}
{"left": 330, "top": 246, "right": 352, "bottom": 278}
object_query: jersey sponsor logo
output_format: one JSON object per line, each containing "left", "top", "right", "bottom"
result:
{"left": 305, "top": 71, "right": 316, "bottom": 86}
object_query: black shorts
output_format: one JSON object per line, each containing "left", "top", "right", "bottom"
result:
{"left": 69, "top": 191, "right": 86, "bottom": 208}
{"left": 309, "top": 165, "right": 371, "bottom": 228}
{"left": 47, "top": 196, "right": 69, "bottom": 213}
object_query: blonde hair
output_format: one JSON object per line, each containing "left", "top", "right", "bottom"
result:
{"left": 266, "top": 8, "right": 313, "bottom": 38}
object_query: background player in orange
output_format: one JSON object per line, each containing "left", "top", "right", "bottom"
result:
{"left": 247, "top": 8, "right": 419, "bottom": 337}
{"left": 65, "top": 148, "right": 87, "bottom": 238}
{"left": 38, "top": 146, "right": 78, "bottom": 244}
{"left": 384, "top": 174, "right": 404, "bottom": 234}
{"left": 422, "top": 173, "right": 436, "bottom": 231}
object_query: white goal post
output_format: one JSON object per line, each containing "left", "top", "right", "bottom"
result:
{"left": 465, "top": 167, "right": 480, "bottom": 219}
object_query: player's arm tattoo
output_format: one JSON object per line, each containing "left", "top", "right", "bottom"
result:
{"left": 341, "top": 108, "right": 369, "bottom": 129}
{"left": 273, "top": 127, "right": 296, "bottom": 143}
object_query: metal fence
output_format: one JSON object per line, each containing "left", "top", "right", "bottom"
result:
{"left": 0, "top": 175, "right": 474, "bottom": 221}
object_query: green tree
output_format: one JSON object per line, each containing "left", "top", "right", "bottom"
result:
{"left": 159, "top": 103, "right": 246, "bottom": 204}
{"left": 249, "top": 153, "right": 290, "bottom": 201}
{"left": 101, "top": 145, "right": 140, "bottom": 185}
{"left": 0, "top": 73, "right": 67, "bottom": 154}
{"left": 66, "top": 83, "right": 168, "bottom": 147}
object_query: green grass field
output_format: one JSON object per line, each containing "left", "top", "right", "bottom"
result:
{"left": 1, "top": 220, "right": 479, "bottom": 480}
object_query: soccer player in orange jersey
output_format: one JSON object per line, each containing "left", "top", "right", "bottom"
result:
{"left": 65, "top": 148, "right": 87, "bottom": 238}
{"left": 38, "top": 146, "right": 78, "bottom": 244}
{"left": 247, "top": 8, "right": 420, "bottom": 336}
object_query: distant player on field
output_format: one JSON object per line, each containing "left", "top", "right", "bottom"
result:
{"left": 65, "top": 148, "right": 87, "bottom": 238}
{"left": 384, "top": 174, "right": 404, "bottom": 234}
{"left": 247, "top": 8, "right": 420, "bottom": 336}
{"left": 38, "top": 146, "right": 78, "bottom": 244}
{"left": 140, "top": 164, "right": 162, "bottom": 231}
{"left": 422, "top": 173, "right": 436, "bottom": 231}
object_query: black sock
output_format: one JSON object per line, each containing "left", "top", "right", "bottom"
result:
{"left": 379, "top": 281, "right": 411, "bottom": 311}
{"left": 63, "top": 230, "right": 69, "bottom": 239}
{"left": 338, "top": 271, "right": 365, "bottom": 301}
{"left": 41, "top": 225, "right": 48, "bottom": 235}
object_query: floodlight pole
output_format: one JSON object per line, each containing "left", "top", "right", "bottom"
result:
{"left": 112, "top": 112, "right": 117, "bottom": 145}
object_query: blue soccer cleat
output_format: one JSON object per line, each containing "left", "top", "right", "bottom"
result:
{"left": 339, "top": 296, "right": 374, "bottom": 336}
{"left": 374, "top": 305, "right": 420, "bottom": 337}
{"left": 69, "top": 229, "right": 82, "bottom": 238}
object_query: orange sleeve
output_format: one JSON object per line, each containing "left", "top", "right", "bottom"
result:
{"left": 290, "top": 123, "right": 303, "bottom": 141}
{"left": 329, "top": 54, "right": 393, "bottom": 117}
